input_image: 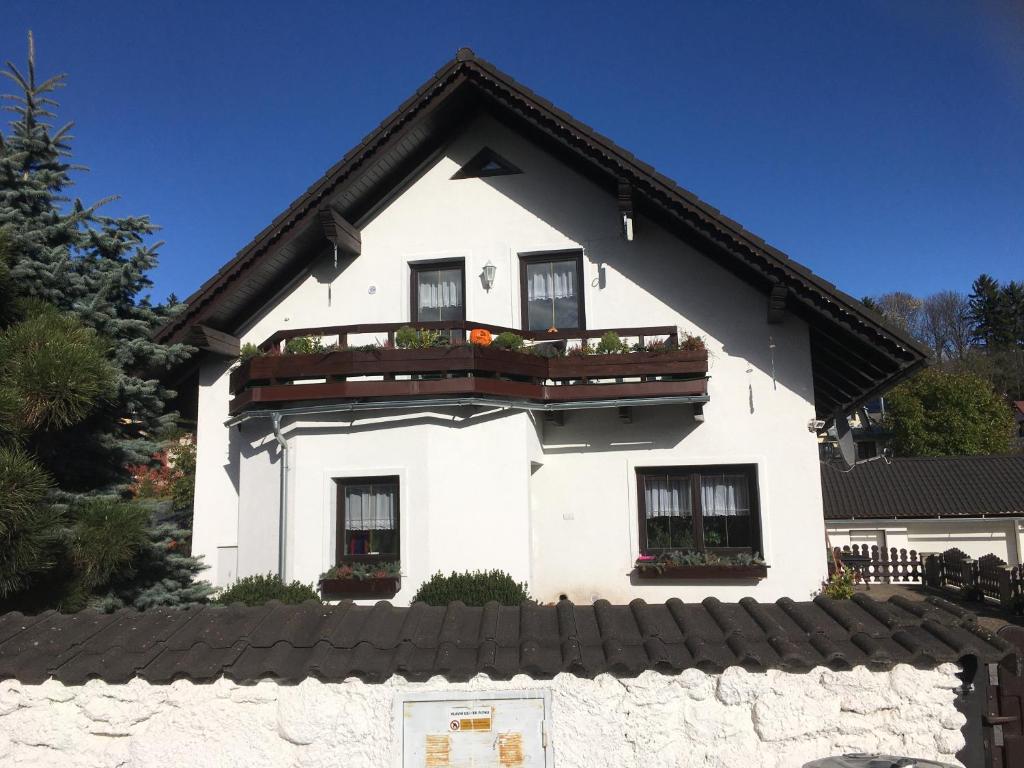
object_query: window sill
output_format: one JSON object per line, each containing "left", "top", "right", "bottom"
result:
{"left": 319, "top": 576, "right": 400, "bottom": 598}
{"left": 635, "top": 564, "right": 768, "bottom": 580}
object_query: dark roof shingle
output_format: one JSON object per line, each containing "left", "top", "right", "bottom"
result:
{"left": 0, "top": 596, "right": 1014, "bottom": 685}
{"left": 821, "top": 455, "right": 1024, "bottom": 520}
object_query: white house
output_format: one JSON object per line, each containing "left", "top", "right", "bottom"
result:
{"left": 159, "top": 49, "right": 927, "bottom": 605}
{"left": 823, "top": 454, "right": 1024, "bottom": 567}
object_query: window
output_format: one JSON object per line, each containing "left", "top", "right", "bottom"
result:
{"left": 450, "top": 147, "right": 522, "bottom": 179}
{"left": 637, "top": 465, "right": 761, "bottom": 555}
{"left": 411, "top": 261, "right": 465, "bottom": 324}
{"left": 520, "top": 251, "right": 585, "bottom": 331}
{"left": 336, "top": 476, "right": 399, "bottom": 564}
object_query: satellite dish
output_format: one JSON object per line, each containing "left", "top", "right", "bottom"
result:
{"left": 834, "top": 414, "right": 855, "bottom": 467}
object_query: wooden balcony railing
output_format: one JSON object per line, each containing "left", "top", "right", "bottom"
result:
{"left": 229, "top": 321, "right": 709, "bottom": 415}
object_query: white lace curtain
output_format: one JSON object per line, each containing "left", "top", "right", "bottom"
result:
{"left": 645, "top": 474, "right": 748, "bottom": 518}
{"left": 417, "top": 271, "right": 462, "bottom": 310}
{"left": 345, "top": 483, "right": 397, "bottom": 531}
{"left": 527, "top": 261, "right": 576, "bottom": 302}
{"left": 700, "top": 474, "right": 749, "bottom": 518}
{"left": 644, "top": 476, "right": 692, "bottom": 518}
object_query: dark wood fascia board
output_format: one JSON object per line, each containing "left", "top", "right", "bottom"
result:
{"left": 318, "top": 205, "right": 361, "bottom": 256}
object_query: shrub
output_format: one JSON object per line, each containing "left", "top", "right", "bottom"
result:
{"left": 395, "top": 326, "right": 447, "bottom": 349}
{"left": 395, "top": 325, "right": 419, "bottom": 349}
{"left": 491, "top": 332, "right": 525, "bottom": 352}
{"left": 239, "top": 343, "right": 261, "bottom": 362}
{"left": 412, "top": 569, "right": 533, "bottom": 606}
{"left": 214, "top": 573, "right": 321, "bottom": 606}
{"left": 595, "top": 331, "right": 628, "bottom": 354}
{"left": 678, "top": 333, "right": 706, "bottom": 352}
{"left": 818, "top": 567, "right": 856, "bottom": 600}
{"left": 565, "top": 342, "right": 594, "bottom": 357}
{"left": 284, "top": 336, "right": 324, "bottom": 355}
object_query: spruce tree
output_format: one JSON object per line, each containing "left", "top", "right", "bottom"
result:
{"left": 1, "top": 34, "right": 193, "bottom": 490}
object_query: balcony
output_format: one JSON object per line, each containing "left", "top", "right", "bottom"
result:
{"left": 228, "top": 322, "right": 709, "bottom": 416}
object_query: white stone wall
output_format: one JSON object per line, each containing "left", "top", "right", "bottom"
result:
{"left": 0, "top": 665, "right": 966, "bottom": 767}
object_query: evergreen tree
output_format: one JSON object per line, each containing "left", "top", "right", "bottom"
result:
{"left": 1, "top": 34, "right": 193, "bottom": 491}
{"left": 95, "top": 519, "right": 214, "bottom": 610}
{"left": 0, "top": 37, "right": 209, "bottom": 612}
{"left": 968, "top": 274, "right": 1011, "bottom": 347}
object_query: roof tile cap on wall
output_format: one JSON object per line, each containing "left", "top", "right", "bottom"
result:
{"left": 0, "top": 596, "right": 1014, "bottom": 687}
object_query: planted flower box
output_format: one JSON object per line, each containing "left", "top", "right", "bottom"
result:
{"left": 319, "top": 576, "right": 401, "bottom": 598}
{"left": 548, "top": 349, "right": 708, "bottom": 380}
{"left": 636, "top": 563, "right": 768, "bottom": 580}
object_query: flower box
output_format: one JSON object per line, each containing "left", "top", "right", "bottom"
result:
{"left": 635, "top": 564, "right": 768, "bottom": 580}
{"left": 548, "top": 349, "right": 708, "bottom": 380}
{"left": 318, "top": 576, "right": 400, "bottom": 598}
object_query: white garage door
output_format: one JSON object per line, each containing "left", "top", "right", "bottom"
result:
{"left": 397, "top": 691, "right": 549, "bottom": 767}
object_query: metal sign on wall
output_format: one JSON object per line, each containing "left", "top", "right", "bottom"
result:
{"left": 394, "top": 690, "right": 551, "bottom": 767}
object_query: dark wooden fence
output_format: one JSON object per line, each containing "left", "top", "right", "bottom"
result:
{"left": 922, "top": 547, "right": 1024, "bottom": 612}
{"left": 829, "top": 544, "right": 924, "bottom": 584}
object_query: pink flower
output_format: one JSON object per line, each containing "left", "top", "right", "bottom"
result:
{"left": 637, "top": 555, "right": 656, "bottom": 562}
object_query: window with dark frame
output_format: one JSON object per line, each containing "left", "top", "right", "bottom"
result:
{"left": 410, "top": 260, "right": 465, "bottom": 324}
{"left": 637, "top": 465, "right": 761, "bottom": 556}
{"left": 336, "top": 476, "right": 399, "bottom": 565}
{"left": 519, "top": 251, "right": 585, "bottom": 332}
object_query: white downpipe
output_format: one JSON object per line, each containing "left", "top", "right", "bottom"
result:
{"left": 271, "top": 412, "right": 288, "bottom": 580}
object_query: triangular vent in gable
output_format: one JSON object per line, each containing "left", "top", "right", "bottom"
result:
{"left": 451, "top": 147, "right": 522, "bottom": 179}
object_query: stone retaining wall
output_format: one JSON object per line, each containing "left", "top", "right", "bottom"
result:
{"left": 0, "top": 665, "right": 966, "bottom": 767}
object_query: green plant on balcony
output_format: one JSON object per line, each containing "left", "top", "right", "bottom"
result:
{"left": 284, "top": 336, "right": 326, "bottom": 355}
{"left": 678, "top": 333, "right": 706, "bottom": 352}
{"left": 320, "top": 561, "right": 401, "bottom": 581}
{"left": 491, "top": 331, "right": 525, "bottom": 352}
{"left": 239, "top": 343, "right": 262, "bottom": 362}
{"left": 565, "top": 342, "right": 595, "bottom": 356}
{"left": 595, "top": 331, "right": 629, "bottom": 354}
{"left": 395, "top": 326, "right": 449, "bottom": 349}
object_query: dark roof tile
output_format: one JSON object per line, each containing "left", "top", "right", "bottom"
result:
{"left": 822, "top": 455, "right": 1024, "bottom": 520}
{"left": 0, "top": 597, "right": 1014, "bottom": 685}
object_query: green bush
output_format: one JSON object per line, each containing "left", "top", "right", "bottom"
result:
{"left": 491, "top": 331, "right": 525, "bottom": 352}
{"left": 284, "top": 336, "right": 324, "bottom": 355}
{"left": 818, "top": 567, "right": 856, "bottom": 600}
{"left": 395, "top": 326, "right": 447, "bottom": 349}
{"left": 214, "top": 573, "right": 321, "bottom": 606}
{"left": 412, "top": 569, "right": 533, "bottom": 606}
{"left": 595, "top": 331, "right": 628, "bottom": 354}
{"left": 238, "top": 342, "right": 261, "bottom": 362}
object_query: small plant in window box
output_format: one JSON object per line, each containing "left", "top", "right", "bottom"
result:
{"left": 635, "top": 550, "right": 767, "bottom": 580}
{"left": 318, "top": 561, "right": 401, "bottom": 598}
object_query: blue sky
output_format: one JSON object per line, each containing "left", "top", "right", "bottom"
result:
{"left": 2, "top": 1, "right": 1021, "bottom": 304}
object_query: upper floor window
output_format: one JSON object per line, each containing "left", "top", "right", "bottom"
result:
{"left": 336, "top": 476, "right": 399, "bottom": 564}
{"left": 637, "top": 465, "right": 761, "bottom": 555}
{"left": 411, "top": 260, "right": 464, "bottom": 323}
{"left": 520, "top": 251, "right": 585, "bottom": 332}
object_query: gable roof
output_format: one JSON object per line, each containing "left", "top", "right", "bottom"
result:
{"left": 156, "top": 48, "right": 929, "bottom": 418}
{"left": 0, "top": 595, "right": 1013, "bottom": 685}
{"left": 821, "top": 455, "right": 1024, "bottom": 520}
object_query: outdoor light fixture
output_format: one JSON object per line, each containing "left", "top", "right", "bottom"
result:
{"left": 481, "top": 261, "right": 497, "bottom": 291}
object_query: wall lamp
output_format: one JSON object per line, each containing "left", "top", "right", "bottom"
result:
{"left": 481, "top": 261, "right": 497, "bottom": 292}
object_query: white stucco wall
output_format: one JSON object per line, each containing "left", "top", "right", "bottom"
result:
{"left": 192, "top": 112, "right": 827, "bottom": 599}
{"left": 0, "top": 665, "right": 966, "bottom": 767}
